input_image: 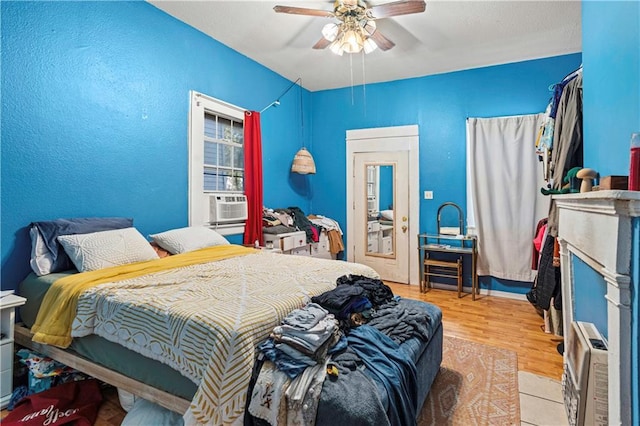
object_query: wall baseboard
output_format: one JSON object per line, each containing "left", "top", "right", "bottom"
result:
{"left": 428, "top": 283, "right": 528, "bottom": 301}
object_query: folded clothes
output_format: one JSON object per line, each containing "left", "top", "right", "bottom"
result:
{"left": 281, "top": 303, "right": 329, "bottom": 330}
{"left": 273, "top": 316, "right": 338, "bottom": 355}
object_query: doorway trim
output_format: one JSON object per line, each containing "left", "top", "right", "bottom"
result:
{"left": 346, "top": 125, "right": 420, "bottom": 285}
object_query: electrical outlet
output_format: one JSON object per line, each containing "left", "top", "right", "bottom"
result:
{"left": 424, "top": 191, "right": 433, "bottom": 199}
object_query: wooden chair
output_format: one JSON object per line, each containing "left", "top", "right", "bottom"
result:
{"left": 423, "top": 255, "right": 464, "bottom": 297}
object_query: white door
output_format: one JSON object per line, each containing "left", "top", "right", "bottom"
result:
{"left": 353, "top": 151, "right": 410, "bottom": 283}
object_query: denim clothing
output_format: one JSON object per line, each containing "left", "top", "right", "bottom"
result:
{"left": 347, "top": 325, "right": 418, "bottom": 426}
{"left": 258, "top": 339, "right": 309, "bottom": 379}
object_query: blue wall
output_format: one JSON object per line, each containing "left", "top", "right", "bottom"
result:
{"left": 311, "top": 54, "right": 583, "bottom": 294}
{"left": 582, "top": 2, "right": 640, "bottom": 422}
{"left": 582, "top": 1, "right": 640, "bottom": 177}
{"left": 0, "top": 1, "right": 312, "bottom": 290}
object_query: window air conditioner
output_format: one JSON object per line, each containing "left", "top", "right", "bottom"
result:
{"left": 209, "top": 193, "right": 248, "bottom": 224}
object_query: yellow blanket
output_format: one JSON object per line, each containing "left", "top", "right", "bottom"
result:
{"left": 31, "top": 244, "right": 255, "bottom": 348}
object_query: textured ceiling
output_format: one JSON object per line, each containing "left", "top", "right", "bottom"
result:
{"left": 148, "top": 0, "right": 582, "bottom": 91}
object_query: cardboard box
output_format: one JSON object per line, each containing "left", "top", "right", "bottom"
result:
{"left": 599, "top": 175, "right": 628, "bottom": 190}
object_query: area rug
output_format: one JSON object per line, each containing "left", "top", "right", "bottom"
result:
{"left": 418, "top": 336, "right": 520, "bottom": 426}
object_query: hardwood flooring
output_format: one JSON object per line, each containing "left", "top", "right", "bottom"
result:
{"left": 387, "top": 283, "right": 564, "bottom": 380}
{"left": 2, "top": 284, "right": 564, "bottom": 425}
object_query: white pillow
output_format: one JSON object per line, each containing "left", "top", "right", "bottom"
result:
{"left": 29, "top": 226, "right": 54, "bottom": 276}
{"left": 380, "top": 210, "right": 394, "bottom": 221}
{"left": 57, "top": 227, "right": 159, "bottom": 272}
{"left": 149, "top": 226, "right": 229, "bottom": 254}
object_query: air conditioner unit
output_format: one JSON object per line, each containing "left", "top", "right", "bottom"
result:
{"left": 209, "top": 193, "right": 248, "bottom": 224}
{"left": 562, "top": 321, "right": 608, "bottom": 426}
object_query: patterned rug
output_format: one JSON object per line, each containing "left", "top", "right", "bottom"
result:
{"left": 418, "top": 336, "right": 520, "bottom": 426}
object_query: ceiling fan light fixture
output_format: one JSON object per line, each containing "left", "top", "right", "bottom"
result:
{"left": 343, "top": 29, "right": 363, "bottom": 53}
{"left": 329, "top": 39, "right": 345, "bottom": 56}
{"left": 322, "top": 22, "right": 339, "bottom": 42}
{"left": 363, "top": 37, "right": 378, "bottom": 54}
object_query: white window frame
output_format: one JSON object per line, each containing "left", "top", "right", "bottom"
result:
{"left": 188, "top": 91, "right": 246, "bottom": 235}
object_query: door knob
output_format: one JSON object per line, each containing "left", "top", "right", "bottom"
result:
{"left": 402, "top": 216, "right": 408, "bottom": 222}
{"left": 402, "top": 225, "right": 408, "bottom": 233}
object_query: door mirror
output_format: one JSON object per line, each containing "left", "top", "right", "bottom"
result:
{"left": 365, "top": 163, "right": 395, "bottom": 257}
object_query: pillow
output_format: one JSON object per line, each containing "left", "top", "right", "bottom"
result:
{"left": 149, "top": 226, "right": 229, "bottom": 254}
{"left": 29, "top": 217, "right": 134, "bottom": 275}
{"left": 380, "top": 210, "right": 394, "bottom": 221}
{"left": 57, "top": 227, "right": 159, "bottom": 272}
{"left": 150, "top": 242, "right": 172, "bottom": 258}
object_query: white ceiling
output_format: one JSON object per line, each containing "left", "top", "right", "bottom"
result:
{"left": 149, "top": 0, "right": 582, "bottom": 91}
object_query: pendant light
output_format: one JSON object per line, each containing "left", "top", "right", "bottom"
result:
{"left": 291, "top": 79, "right": 316, "bottom": 174}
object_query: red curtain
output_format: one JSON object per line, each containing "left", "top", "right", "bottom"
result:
{"left": 243, "top": 111, "right": 264, "bottom": 246}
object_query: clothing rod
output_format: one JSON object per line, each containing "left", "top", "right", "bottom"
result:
{"left": 260, "top": 77, "right": 302, "bottom": 113}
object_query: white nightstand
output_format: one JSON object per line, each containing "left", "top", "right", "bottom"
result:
{"left": 1, "top": 293, "right": 26, "bottom": 409}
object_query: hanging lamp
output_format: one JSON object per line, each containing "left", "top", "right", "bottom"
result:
{"left": 291, "top": 79, "right": 316, "bottom": 174}
{"left": 291, "top": 147, "right": 316, "bottom": 174}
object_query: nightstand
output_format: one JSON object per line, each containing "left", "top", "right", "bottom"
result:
{"left": 1, "top": 293, "right": 26, "bottom": 409}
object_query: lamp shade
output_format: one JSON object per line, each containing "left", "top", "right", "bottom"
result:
{"left": 291, "top": 147, "right": 316, "bottom": 174}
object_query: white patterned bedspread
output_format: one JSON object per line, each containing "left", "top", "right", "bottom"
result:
{"left": 71, "top": 251, "right": 378, "bottom": 425}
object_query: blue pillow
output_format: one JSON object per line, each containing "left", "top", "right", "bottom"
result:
{"left": 30, "top": 217, "right": 133, "bottom": 275}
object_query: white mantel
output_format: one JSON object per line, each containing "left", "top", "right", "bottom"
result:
{"left": 554, "top": 190, "right": 640, "bottom": 426}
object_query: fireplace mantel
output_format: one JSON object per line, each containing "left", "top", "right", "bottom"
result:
{"left": 554, "top": 190, "right": 640, "bottom": 426}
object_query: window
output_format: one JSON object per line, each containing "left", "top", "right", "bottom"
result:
{"left": 203, "top": 113, "right": 244, "bottom": 192}
{"left": 189, "top": 91, "right": 246, "bottom": 233}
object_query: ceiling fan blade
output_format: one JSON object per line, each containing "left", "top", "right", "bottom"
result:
{"left": 273, "top": 5, "right": 334, "bottom": 18}
{"left": 370, "top": 30, "right": 396, "bottom": 51}
{"left": 369, "top": 0, "right": 426, "bottom": 18}
{"left": 312, "top": 37, "right": 332, "bottom": 50}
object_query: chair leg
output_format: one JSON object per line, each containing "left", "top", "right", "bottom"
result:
{"left": 457, "top": 258, "right": 463, "bottom": 298}
{"left": 424, "top": 263, "right": 430, "bottom": 292}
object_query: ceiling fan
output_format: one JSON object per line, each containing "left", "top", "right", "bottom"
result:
{"left": 274, "top": 0, "right": 426, "bottom": 55}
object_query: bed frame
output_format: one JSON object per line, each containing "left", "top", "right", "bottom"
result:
{"left": 14, "top": 324, "right": 190, "bottom": 414}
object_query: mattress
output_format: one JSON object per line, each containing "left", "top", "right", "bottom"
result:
{"left": 19, "top": 271, "right": 198, "bottom": 401}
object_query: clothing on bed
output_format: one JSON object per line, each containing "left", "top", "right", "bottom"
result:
{"left": 315, "top": 348, "right": 390, "bottom": 426}
{"left": 247, "top": 275, "right": 432, "bottom": 426}
{"left": 251, "top": 304, "right": 342, "bottom": 424}
{"left": 336, "top": 274, "right": 395, "bottom": 306}
{"left": 347, "top": 325, "right": 418, "bottom": 426}
{"left": 367, "top": 299, "right": 431, "bottom": 345}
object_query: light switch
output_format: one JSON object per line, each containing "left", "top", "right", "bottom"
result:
{"left": 424, "top": 191, "right": 433, "bottom": 199}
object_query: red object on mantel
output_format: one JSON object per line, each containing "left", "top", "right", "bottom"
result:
{"left": 630, "top": 133, "right": 640, "bottom": 191}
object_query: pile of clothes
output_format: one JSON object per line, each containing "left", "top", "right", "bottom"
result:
{"left": 262, "top": 207, "right": 345, "bottom": 255}
{"left": 246, "top": 275, "right": 432, "bottom": 426}
{"left": 248, "top": 303, "right": 344, "bottom": 425}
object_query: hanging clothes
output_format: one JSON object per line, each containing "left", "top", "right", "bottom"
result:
{"left": 546, "top": 71, "right": 583, "bottom": 238}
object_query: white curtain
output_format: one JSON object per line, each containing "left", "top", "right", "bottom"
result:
{"left": 466, "top": 114, "right": 548, "bottom": 282}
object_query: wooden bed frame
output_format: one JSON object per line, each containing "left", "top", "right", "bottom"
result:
{"left": 14, "top": 324, "right": 191, "bottom": 414}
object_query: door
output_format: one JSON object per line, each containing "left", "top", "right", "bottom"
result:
{"left": 353, "top": 151, "right": 410, "bottom": 283}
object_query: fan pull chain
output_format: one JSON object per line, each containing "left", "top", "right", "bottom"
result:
{"left": 361, "top": 50, "right": 367, "bottom": 115}
{"left": 350, "top": 53, "right": 354, "bottom": 105}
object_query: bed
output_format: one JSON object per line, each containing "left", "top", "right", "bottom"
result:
{"left": 15, "top": 223, "right": 442, "bottom": 425}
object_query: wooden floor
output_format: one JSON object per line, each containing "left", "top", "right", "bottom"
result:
{"left": 387, "top": 283, "right": 564, "bottom": 379}
{"left": 2, "top": 285, "right": 564, "bottom": 425}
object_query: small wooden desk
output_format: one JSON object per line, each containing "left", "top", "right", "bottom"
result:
{"left": 418, "top": 234, "right": 478, "bottom": 300}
